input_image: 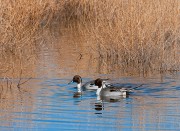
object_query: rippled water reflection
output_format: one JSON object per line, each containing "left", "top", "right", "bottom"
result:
{"left": 0, "top": 74, "right": 180, "bottom": 130}
{"left": 0, "top": 37, "right": 180, "bottom": 130}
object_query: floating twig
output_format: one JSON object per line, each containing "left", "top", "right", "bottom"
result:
{"left": 17, "top": 77, "right": 32, "bottom": 88}
{"left": 17, "top": 69, "right": 32, "bottom": 88}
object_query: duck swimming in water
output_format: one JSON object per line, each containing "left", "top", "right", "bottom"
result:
{"left": 68, "top": 75, "right": 110, "bottom": 97}
{"left": 94, "top": 78, "right": 141, "bottom": 97}
{"left": 69, "top": 75, "right": 110, "bottom": 90}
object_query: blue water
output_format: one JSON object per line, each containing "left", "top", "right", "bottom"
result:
{"left": 0, "top": 74, "right": 180, "bottom": 131}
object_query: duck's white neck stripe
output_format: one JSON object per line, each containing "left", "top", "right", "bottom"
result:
{"left": 96, "top": 82, "right": 106, "bottom": 95}
{"left": 97, "top": 95, "right": 101, "bottom": 101}
{"left": 77, "top": 83, "right": 82, "bottom": 92}
{"left": 102, "top": 82, "right": 106, "bottom": 88}
{"left": 96, "top": 87, "right": 102, "bottom": 95}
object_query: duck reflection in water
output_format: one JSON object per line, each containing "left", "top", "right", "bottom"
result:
{"left": 94, "top": 102, "right": 104, "bottom": 111}
{"left": 94, "top": 95, "right": 128, "bottom": 114}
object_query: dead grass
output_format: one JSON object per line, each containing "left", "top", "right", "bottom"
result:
{"left": 0, "top": 0, "right": 180, "bottom": 75}
{"left": 75, "top": 0, "right": 180, "bottom": 73}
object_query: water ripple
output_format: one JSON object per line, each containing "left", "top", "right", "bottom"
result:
{"left": 0, "top": 75, "right": 180, "bottom": 130}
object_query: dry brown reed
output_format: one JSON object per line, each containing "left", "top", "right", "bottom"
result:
{"left": 0, "top": 0, "right": 59, "bottom": 77}
{"left": 67, "top": 0, "right": 180, "bottom": 73}
{"left": 0, "top": 0, "right": 180, "bottom": 76}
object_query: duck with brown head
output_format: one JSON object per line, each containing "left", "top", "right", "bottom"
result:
{"left": 94, "top": 78, "right": 140, "bottom": 97}
{"left": 69, "top": 75, "right": 110, "bottom": 90}
{"left": 68, "top": 75, "right": 111, "bottom": 97}
{"left": 68, "top": 75, "right": 82, "bottom": 97}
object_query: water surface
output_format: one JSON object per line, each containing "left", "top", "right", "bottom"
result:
{"left": 0, "top": 38, "right": 180, "bottom": 130}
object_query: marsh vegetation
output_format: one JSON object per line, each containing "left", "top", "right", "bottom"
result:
{"left": 0, "top": 0, "right": 180, "bottom": 78}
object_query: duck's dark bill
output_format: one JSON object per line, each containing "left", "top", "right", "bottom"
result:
{"left": 68, "top": 80, "right": 73, "bottom": 84}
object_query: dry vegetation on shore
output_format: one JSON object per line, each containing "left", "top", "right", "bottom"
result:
{"left": 0, "top": 0, "right": 180, "bottom": 75}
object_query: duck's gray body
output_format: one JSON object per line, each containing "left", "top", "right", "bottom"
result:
{"left": 95, "top": 78, "right": 140, "bottom": 96}
{"left": 99, "top": 86, "right": 135, "bottom": 96}
{"left": 82, "top": 80, "right": 98, "bottom": 90}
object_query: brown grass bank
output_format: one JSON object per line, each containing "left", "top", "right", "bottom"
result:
{"left": 0, "top": 0, "right": 180, "bottom": 76}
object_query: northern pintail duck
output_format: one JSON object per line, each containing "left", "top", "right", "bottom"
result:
{"left": 69, "top": 75, "right": 110, "bottom": 90}
{"left": 68, "top": 75, "right": 110, "bottom": 97}
{"left": 94, "top": 78, "right": 140, "bottom": 96}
